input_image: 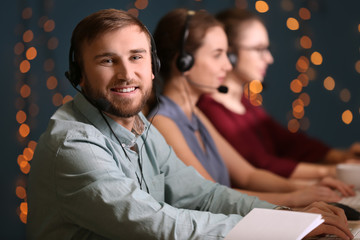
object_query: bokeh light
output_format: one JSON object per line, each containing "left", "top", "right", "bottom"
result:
{"left": 63, "top": 95, "right": 74, "bottom": 104}
{"left": 43, "top": 19, "right": 55, "bottom": 32}
{"left": 290, "top": 79, "right": 303, "bottom": 93}
{"left": 135, "top": 0, "right": 148, "bottom": 9}
{"left": 342, "top": 110, "right": 353, "bottom": 124}
{"left": 340, "top": 88, "right": 351, "bottom": 102}
{"left": 355, "top": 60, "right": 360, "bottom": 74}
{"left": 19, "top": 60, "right": 31, "bottom": 73}
{"left": 26, "top": 47, "right": 37, "bottom": 60}
{"left": 310, "top": 51, "right": 323, "bottom": 65}
{"left": 127, "top": 8, "right": 139, "bottom": 17}
{"left": 299, "top": 92, "right": 310, "bottom": 106}
{"left": 297, "top": 73, "right": 309, "bottom": 87}
{"left": 300, "top": 36, "right": 312, "bottom": 49}
{"left": 286, "top": 17, "right": 299, "bottom": 30}
{"left": 23, "top": 30, "right": 34, "bottom": 42}
{"left": 296, "top": 56, "right": 309, "bottom": 72}
{"left": 249, "top": 80, "right": 263, "bottom": 93}
{"left": 16, "top": 110, "right": 27, "bottom": 124}
{"left": 16, "top": 186, "right": 26, "bottom": 199}
{"left": 46, "top": 76, "right": 58, "bottom": 90}
{"left": 255, "top": 1, "right": 269, "bottom": 13}
{"left": 47, "top": 37, "right": 59, "bottom": 50}
{"left": 299, "top": 8, "right": 311, "bottom": 20}
{"left": 14, "top": 42, "right": 25, "bottom": 55}
{"left": 20, "top": 84, "right": 31, "bottom": 98}
{"left": 281, "top": 0, "right": 294, "bottom": 11}
{"left": 52, "top": 93, "right": 63, "bottom": 106}
{"left": 288, "top": 119, "right": 300, "bottom": 133}
{"left": 22, "top": 7, "right": 32, "bottom": 19}
{"left": 323, "top": 76, "right": 335, "bottom": 91}
{"left": 19, "top": 124, "right": 30, "bottom": 138}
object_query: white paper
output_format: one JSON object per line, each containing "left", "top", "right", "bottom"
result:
{"left": 225, "top": 208, "right": 324, "bottom": 240}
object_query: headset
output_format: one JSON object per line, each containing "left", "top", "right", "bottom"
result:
{"left": 65, "top": 26, "right": 161, "bottom": 88}
{"left": 176, "top": 10, "right": 196, "bottom": 73}
{"left": 227, "top": 52, "right": 238, "bottom": 67}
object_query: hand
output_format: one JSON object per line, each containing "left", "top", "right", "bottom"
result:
{"left": 317, "top": 177, "right": 355, "bottom": 197}
{"left": 300, "top": 201, "right": 354, "bottom": 240}
{"left": 288, "top": 186, "right": 342, "bottom": 208}
{"left": 349, "top": 142, "right": 360, "bottom": 158}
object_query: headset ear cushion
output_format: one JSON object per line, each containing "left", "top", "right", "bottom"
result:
{"left": 227, "top": 52, "right": 237, "bottom": 67}
{"left": 176, "top": 52, "right": 194, "bottom": 72}
{"left": 152, "top": 54, "right": 161, "bottom": 74}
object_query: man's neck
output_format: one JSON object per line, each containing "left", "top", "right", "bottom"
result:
{"left": 103, "top": 112, "right": 142, "bottom": 133}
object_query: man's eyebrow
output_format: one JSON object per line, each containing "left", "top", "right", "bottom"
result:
{"left": 130, "top": 48, "right": 147, "bottom": 54}
{"left": 93, "top": 49, "right": 148, "bottom": 59}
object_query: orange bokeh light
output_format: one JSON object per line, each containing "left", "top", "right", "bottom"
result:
{"left": 300, "top": 35, "right": 312, "bottom": 49}
{"left": 127, "top": 8, "right": 139, "bottom": 17}
{"left": 43, "top": 19, "right": 55, "bottom": 32}
{"left": 135, "top": 0, "right": 148, "bottom": 10}
{"left": 52, "top": 93, "right": 63, "bottom": 106}
{"left": 46, "top": 76, "right": 58, "bottom": 90}
{"left": 286, "top": 17, "right": 299, "bottom": 30}
{"left": 249, "top": 80, "right": 263, "bottom": 94}
{"left": 20, "top": 84, "right": 31, "bottom": 98}
{"left": 20, "top": 60, "right": 31, "bottom": 73}
{"left": 311, "top": 51, "right": 323, "bottom": 65}
{"left": 23, "top": 147, "right": 34, "bottom": 161}
{"left": 290, "top": 79, "right": 303, "bottom": 93}
{"left": 299, "top": 92, "right": 310, "bottom": 106}
{"left": 19, "top": 123, "right": 30, "bottom": 138}
{"left": 342, "top": 110, "right": 353, "bottom": 125}
{"left": 20, "top": 161, "right": 31, "bottom": 174}
{"left": 14, "top": 42, "right": 25, "bottom": 55}
{"left": 16, "top": 110, "right": 27, "bottom": 124}
{"left": 296, "top": 56, "right": 309, "bottom": 72}
{"left": 28, "top": 140, "right": 37, "bottom": 150}
{"left": 255, "top": 1, "right": 269, "bottom": 13}
{"left": 355, "top": 60, "right": 360, "bottom": 74}
{"left": 26, "top": 47, "right": 37, "bottom": 60}
{"left": 288, "top": 119, "right": 300, "bottom": 133}
{"left": 23, "top": 30, "right": 34, "bottom": 42}
{"left": 297, "top": 73, "right": 309, "bottom": 87}
{"left": 63, "top": 95, "right": 74, "bottom": 104}
{"left": 22, "top": 7, "right": 32, "bottom": 19}
{"left": 299, "top": 8, "right": 311, "bottom": 20}
{"left": 324, "top": 76, "right": 335, "bottom": 91}
{"left": 16, "top": 186, "right": 27, "bottom": 199}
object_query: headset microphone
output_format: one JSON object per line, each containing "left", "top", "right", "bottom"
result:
{"left": 186, "top": 77, "right": 228, "bottom": 94}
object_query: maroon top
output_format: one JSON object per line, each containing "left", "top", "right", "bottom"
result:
{"left": 197, "top": 94, "right": 330, "bottom": 178}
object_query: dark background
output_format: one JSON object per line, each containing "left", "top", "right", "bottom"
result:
{"left": 1, "top": 0, "right": 359, "bottom": 238}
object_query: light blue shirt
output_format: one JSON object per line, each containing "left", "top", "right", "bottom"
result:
{"left": 27, "top": 93, "right": 276, "bottom": 240}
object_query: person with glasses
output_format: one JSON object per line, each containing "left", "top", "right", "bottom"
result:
{"left": 197, "top": 8, "right": 360, "bottom": 181}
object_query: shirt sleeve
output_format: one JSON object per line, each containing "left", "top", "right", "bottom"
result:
{"left": 54, "top": 126, "right": 275, "bottom": 239}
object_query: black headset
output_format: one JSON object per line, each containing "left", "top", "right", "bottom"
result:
{"left": 65, "top": 26, "right": 160, "bottom": 88}
{"left": 176, "top": 10, "right": 196, "bottom": 73}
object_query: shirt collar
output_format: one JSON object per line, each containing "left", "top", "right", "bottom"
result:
{"left": 73, "top": 93, "right": 148, "bottom": 148}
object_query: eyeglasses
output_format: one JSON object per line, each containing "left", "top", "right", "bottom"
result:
{"left": 238, "top": 45, "right": 271, "bottom": 56}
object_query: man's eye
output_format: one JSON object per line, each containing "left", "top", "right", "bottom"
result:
{"left": 131, "top": 55, "right": 142, "bottom": 61}
{"left": 102, "top": 59, "right": 113, "bottom": 63}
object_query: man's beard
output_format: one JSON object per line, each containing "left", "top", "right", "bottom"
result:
{"left": 81, "top": 78, "right": 151, "bottom": 118}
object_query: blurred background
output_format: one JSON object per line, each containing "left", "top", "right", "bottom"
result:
{"left": 1, "top": 0, "right": 359, "bottom": 238}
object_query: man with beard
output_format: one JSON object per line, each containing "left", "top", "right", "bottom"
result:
{"left": 26, "top": 9, "right": 354, "bottom": 240}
